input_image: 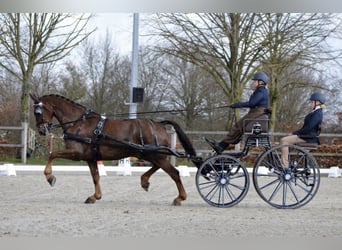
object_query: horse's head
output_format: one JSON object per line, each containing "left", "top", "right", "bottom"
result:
{"left": 30, "top": 93, "right": 54, "bottom": 136}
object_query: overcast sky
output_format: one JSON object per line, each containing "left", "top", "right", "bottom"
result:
{"left": 88, "top": 13, "right": 142, "bottom": 56}
{"left": 89, "top": 13, "right": 342, "bottom": 56}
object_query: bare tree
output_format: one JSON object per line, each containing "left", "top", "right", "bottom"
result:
{"left": 137, "top": 47, "right": 176, "bottom": 120}
{"left": 0, "top": 70, "right": 21, "bottom": 126}
{"left": 80, "top": 33, "right": 115, "bottom": 114}
{"left": 150, "top": 13, "right": 267, "bottom": 129}
{"left": 66, "top": 31, "right": 131, "bottom": 117}
{"left": 137, "top": 47, "right": 228, "bottom": 130}
{"left": 162, "top": 56, "right": 228, "bottom": 130}
{"left": 257, "top": 13, "right": 342, "bottom": 130}
{"left": 0, "top": 13, "right": 94, "bottom": 123}
{"left": 81, "top": 33, "right": 130, "bottom": 115}
{"left": 57, "top": 62, "right": 87, "bottom": 102}
{"left": 31, "top": 63, "right": 60, "bottom": 95}
{"left": 150, "top": 13, "right": 342, "bottom": 131}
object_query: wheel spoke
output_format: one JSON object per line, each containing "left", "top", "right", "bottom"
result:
{"left": 253, "top": 144, "right": 320, "bottom": 209}
{"left": 196, "top": 154, "right": 249, "bottom": 208}
{"left": 268, "top": 179, "right": 283, "bottom": 203}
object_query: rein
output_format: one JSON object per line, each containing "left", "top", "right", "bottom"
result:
{"left": 47, "top": 104, "right": 234, "bottom": 130}
{"left": 50, "top": 108, "right": 93, "bottom": 130}
{"left": 108, "top": 104, "right": 233, "bottom": 118}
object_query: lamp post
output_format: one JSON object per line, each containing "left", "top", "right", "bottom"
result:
{"left": 129, "top": 13, "right": 139, "bottom": 119}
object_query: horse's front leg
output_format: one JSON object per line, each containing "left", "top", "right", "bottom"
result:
{"left": 84, "top": 161, "right": 102, "bottom": 204}
{"left": 43, "top": 149, "right": 83, "bottom": 187}
{"left": 44, "top": 156, "right": 56, "bottom": 187}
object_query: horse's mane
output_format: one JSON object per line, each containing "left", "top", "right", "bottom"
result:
{"left": 41, "top": 94, "right": 88, "bottom": 110}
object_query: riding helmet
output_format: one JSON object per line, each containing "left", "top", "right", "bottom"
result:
{"left": 252, "top": 72, "right": 270, "bottom": 84}
{"left": 309, "top": 92, "right": 326, "bottom": 104}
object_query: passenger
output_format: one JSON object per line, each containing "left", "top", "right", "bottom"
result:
{"left": 205, "top": 71, "right": 270, "bottom": 154}
{"left": 280, "top": 92, "right": 325, "bottom": 168}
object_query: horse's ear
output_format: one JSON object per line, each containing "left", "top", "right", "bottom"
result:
{"left": 29, "top": 93, "right": 40, "bottom": 102}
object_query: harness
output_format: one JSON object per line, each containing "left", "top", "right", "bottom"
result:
{"left": 135, "top": 119, "right": 159, "bottom": 147}
{"left": 63, "top": 115, "right": 107, "bottom": 161}
{"left": 32, "top": 95, "right": 177, "bottom": 161}
{"left": 62, "top": 116, "right": 162, "bottom": 161}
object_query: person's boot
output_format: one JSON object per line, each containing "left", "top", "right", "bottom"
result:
{"left": 204, "top": 137, "right": 227, "bottom": 154}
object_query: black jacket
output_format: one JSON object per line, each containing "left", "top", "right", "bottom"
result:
{"left": 231, "top": 86, "right": 269, "bottom": 109}
{"left": 294, "top": 108, "right": 323, "bottom": 144}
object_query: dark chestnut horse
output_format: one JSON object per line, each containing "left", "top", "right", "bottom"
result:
{"left": 30, "top": 93, "right": 202, "bottom": 205}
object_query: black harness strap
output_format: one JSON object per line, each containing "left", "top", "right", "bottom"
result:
{"left": 62, "top": 115, "right": 107, "bottom": 161}
{"left": 135, "top": 119, "right": 159, "bottom": 148}
{"left": 135, "top": 119, "right": 145, "bottom": 146}
{"left": 92, "top": 115, "right": 107, "bottom": 161}
{"left": 62, "top": 110, "right": 94, "bottom": 144}
{"left": 62, "top": 117, "right": 167, "bottom": 159}
{"left": 147, "top": 119, "right": 159, "bottom": 146}
{"left": 62, "top": 132, "right": 92, "bottom": 144}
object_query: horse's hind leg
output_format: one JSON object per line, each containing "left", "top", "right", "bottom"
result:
{"left": 141, "top": 165, "right": 159, "bottom": 191}
{"left": 148, "top": 158, "right": 187, "bottom": 206}
{"left": 84, "top": 161, "right": 102, "bottom": 204}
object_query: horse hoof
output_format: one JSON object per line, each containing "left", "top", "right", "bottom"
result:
{"left": 84, "top": 197, "right": 96, "bottom": 204}
{"left": 173, "top": 200, "right": 182, "bottom": 206}
{"left": 47, "top": 176, "right": 56, "bottom": 187}
{"left": 141, "top": 182, "right": 150, "bottom": 191}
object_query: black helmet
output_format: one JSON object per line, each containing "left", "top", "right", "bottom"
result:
{"left": 309, "top": 92, "right": 326, "bottom": 104}
{"left": 252, "top": 72, "right": 269, "bottom": 84}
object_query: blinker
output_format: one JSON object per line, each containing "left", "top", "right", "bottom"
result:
{"left": 34, "top": 102, "right": 43, "bottom": 115}
{"left": 34, "top": 106, "right": 43, "bottom": 115}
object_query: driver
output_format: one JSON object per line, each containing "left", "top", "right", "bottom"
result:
{"left": 205, "top": 71, "right": 270, "bottom": 154}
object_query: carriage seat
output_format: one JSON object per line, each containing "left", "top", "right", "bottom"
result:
{"left": 295, "top": 141, "right": 318, "bottom": 151}
{"left": 243, "top": 114, "right": 270, "bottom": 135}
{"left": 294, "top": 123, "right": 321, "bottom": 151}
{"left": 242, "top": 114, "right": 271, "bottom": 149}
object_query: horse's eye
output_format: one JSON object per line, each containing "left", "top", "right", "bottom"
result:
{"left": 34, "top": 107, "right": 43, "bottom": 115}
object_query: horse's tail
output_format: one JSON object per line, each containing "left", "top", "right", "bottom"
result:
{"left": 160, "top": 120, "right": 202, "bottom": 168}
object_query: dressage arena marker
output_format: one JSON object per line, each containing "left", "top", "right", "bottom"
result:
{"left": 117, "top": 157, "right": 132, "bottom": 176}
{"left": 328, "top": 166, "right": 341, "bottom": 178}
{"left": 97, "top": 161, "right": 107, "bottom": 176}
{"left": 177, "top": 165, "right": 190, "bottom": 177}
{"left": 256, "top": 166, "right": 269, "bottom": 175}
{"left": 0, "top": 163, "right": 17, "bottom": 176}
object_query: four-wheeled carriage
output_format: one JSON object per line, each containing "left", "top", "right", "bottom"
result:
{"left": 196, "top": 115, "right": 321, "bottom": 209}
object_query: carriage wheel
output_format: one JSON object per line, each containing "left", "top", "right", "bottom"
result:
{"left": 252, "top": 144, "right": 320, "bottom": 209}
{"left": 196, "top": 154, "right": 250, "bottom": 208}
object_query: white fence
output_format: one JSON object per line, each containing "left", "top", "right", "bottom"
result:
{"left": 1, "top": 163, "right": 341, "bottom": 178}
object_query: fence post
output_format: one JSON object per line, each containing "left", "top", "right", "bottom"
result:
{"left": 21, "top": 122, "right": 28, "bottom": 164}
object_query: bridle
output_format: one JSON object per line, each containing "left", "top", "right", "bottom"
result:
{"left": 33, "top": 99, "right": 94, "bottom": 135}
{"left": 32, "top": 101, "right": 54, "bottom": 135}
